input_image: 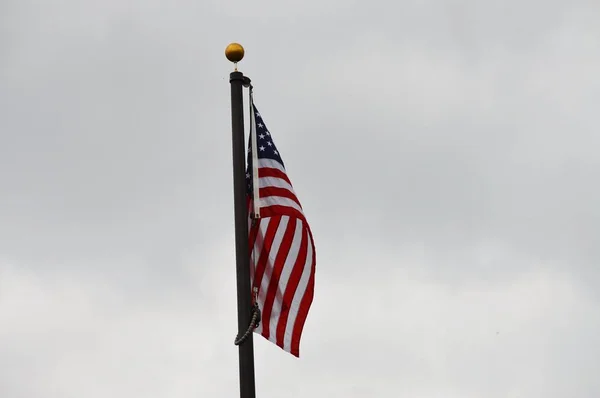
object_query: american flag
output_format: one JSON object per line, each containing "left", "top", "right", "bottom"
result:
{"left": 246, "top": 103, "right": 316, "bottom": 357}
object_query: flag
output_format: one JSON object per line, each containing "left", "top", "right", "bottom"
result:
{"left": 246, "top": 103, "right": 316, "bottom": 357}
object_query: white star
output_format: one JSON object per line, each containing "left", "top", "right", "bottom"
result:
{"left": 246, "top": 173, "right": 250, "bottom": 178}
{"left": 267, "top": 142, "right": 272, "bottom": 146}
{"left": 255, "top": 112, "right": 261, "bottom": 118}
{"left": 258, "top": 133, "right": 265, "bottom": 139}
{"left": 273, "top": 150, "right": 278, "bottom": 155}
{"left": 257, "top": 123, "right": 263, "bottom": 128}
{"left": 259, "top": 146, "right": 265, "bottom": 151}
{"left": 266, "top": 131, "right": 270, "bottom": 136}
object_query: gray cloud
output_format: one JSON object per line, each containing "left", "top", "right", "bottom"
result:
{"left": 1, "top": 0, "right": 599, "bottom": 396}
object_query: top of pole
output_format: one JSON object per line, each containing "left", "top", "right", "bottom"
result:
{"left": 225, "top": 43, "right": 245, "bottom": 71}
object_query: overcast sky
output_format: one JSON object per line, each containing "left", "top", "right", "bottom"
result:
{"left": 1, "top": 0, "right": 600, "bottom": 397}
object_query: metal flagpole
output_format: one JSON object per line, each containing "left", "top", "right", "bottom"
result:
{"left": 226, "top": 42, "right": 257, "bottom": 398}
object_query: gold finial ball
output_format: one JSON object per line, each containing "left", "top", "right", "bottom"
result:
{"left": 225, "top": 43, "right": 245, "bottom": 63}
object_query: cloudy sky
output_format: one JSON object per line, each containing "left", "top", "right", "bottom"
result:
{"left": 1, "top": 0, "right": 600, "bottom": 396}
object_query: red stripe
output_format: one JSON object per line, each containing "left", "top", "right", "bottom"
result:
{"left": 275, "top": 223, "right": 308, "bottom": 347}
{"left": 257, "top": 167, "right": 292, "bottom": 186}
{"left": 290, "top": 229, "right": 316, "bottom": 357}
{"left": 261, "top": 217, "right": 297, "bottom": 341}
{"left": 251, "top": 217, "right": 281, "bottom": 295}
{"left": 290, "top": 269, "right": 314, "bottom": 357}
{"left": 259, "top": 186, "right": 302, "bottom": 208}
{"left": 248, "top": 219, "right": 261, "bottom": 287}
{"left": 256, "top": 206, "right": 306, "bottom": 224}
{"left": 249, "top": 221, "right": 258, "bottom": 252}
{"left": 247, "top": 201, "right": 306, "bottom": 229}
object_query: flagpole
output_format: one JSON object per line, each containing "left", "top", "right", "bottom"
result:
{"left": 226, "top": 43, "right": 257, "bottom": 398}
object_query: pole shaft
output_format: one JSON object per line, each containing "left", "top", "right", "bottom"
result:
{"left": 229, "top": 71, "right": 256, "bottom": 398}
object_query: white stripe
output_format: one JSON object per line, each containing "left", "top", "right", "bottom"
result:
{"left": 268, "top": 219, "right": 303, "bottom": 343}
{"left": 259, "top": 196, "right": 304, "bottom": 214}
{"left": 258, "top": 176, "right": 295, "bottom": 193}
{"left": 257, "top": 158, "right": 286, "bottom": 174}
{"left": 283, "top": 229, "right": 314, "bottom": 352}
{"left": 254, "top": 216, "right": 289, "bottom": 335}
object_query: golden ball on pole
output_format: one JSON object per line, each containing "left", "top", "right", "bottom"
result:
{"left": 225, "top": 43, "right": 245, "bottom": 66}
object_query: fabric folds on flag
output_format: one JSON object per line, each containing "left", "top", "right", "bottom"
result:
{"left": 246, "top": 103, "right": 316, "bottom": 357}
